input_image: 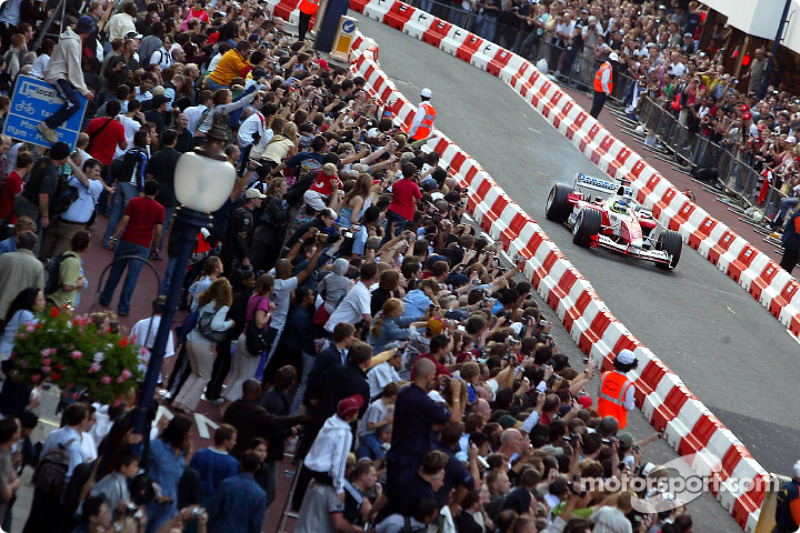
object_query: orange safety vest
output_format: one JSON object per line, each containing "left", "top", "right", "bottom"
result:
{"left": 410, "top": 101, "right": 436, "bottom": 141}
{"left": 593, "top": 61, "right": 613, "bottom": 94}
{"left": 298, "top": 0, "right": 319, "bottom": 15}
{"left": 596, "top": 371, "right": 633, "bottom": 429}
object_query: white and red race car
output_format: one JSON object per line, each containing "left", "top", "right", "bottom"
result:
{"left": 545, "top": 173, "right": 682, "bottom": 270}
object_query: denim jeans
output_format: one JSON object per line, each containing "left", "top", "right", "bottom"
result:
{"left": 104, "top": 182, "right": 139, "bottom": 248}
{"left": 45, "top": 79, "right": 82, "bottom": 130}
{"left": 381, "top": 210, "right": 407, "bottom": 246}
{"left": 99, "top": 240, "right": 150, "bottom": 315}
{"left": 290, "top": 350, "right": 316, "bottom": 415}
{"left": 359, "top": 432, "right": 385, "bottom": 459}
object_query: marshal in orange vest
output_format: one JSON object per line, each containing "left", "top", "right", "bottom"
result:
{"left": 409, "top": 101, "right": 436, "bottom": 141}
{"left": 596, "top": 349, "right": 637, "bottom": 429}
{"left": 593, "top": 61, "right": 613, "bottom": 94}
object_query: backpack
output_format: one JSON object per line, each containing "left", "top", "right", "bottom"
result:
{"left": 284, "top": 158, "right": 322, "bottom": 208}
{"left": 50, "top": 174, "right": 80, "bottom": 216}
{"left": 43, "top": 252, "right": 75, "bottom": 296}
{"left": 32, "top": 438, "right": 76, "bottom": 495}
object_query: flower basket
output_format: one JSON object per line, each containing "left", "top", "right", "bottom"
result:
{"left": 11, "top": 307, "right": 144, "bottom": 404}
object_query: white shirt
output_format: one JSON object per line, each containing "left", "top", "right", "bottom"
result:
{"left": 29, "top": 53, "right": 50, "bottom": 79}
{"left": 237, "top": 111, "right": 267, "bottom": 148}
{"left": 367, "top": 361, "right": 401, "bottom": 400}
{"left": 668, "top": 61, "right": 686, "bottom": 77}
{"left": 131, "top": 314, "right": 175, "bottom": 375}
{"left": 303, "top": 414, "right": 353, "bottom": 494}
{"left": 358, "top": 398, "right": 388, "bottom": 437}
{"left": 184, "top": 104, "right": 209, "bottom": 135}
{"left": 325, "top": 281, "right": 372, "bottom": 332}
{"left": 61, "top": 176, "right": 103, "bottom": 223}
{"left": 115, "top": 114, "right": 141, "bottom": 160}
{"left": 80, "top": 431, "right": 98, "bottom": 462}
{"left": 40, "top": 426, "right": 83, "bottom": 483}
{"left": 149, "top": 47, "right": 172, "bottom": 69}
{"left": 271, "top": 277, "right": 299, "bottom": 330}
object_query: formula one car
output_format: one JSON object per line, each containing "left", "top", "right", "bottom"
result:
{"left": 544, "top": 173, "right": 682, "bottom": 270}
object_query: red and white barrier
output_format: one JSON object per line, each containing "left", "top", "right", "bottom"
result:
{"left": 345, "top": 24, "right": 768, "bottom": 531}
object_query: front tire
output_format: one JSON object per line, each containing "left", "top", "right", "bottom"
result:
{"left": 572, "top": 209, "right": 602, "bottom": 247}
{"left": 545, "top": 184, "right": 574, "bottom": 222}
{"left": 656, "top": 230, "right": 682, "bottom": 270}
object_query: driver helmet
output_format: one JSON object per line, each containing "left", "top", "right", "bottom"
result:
{"left": 611, "top": 200, "right": 628, "bottom": 214}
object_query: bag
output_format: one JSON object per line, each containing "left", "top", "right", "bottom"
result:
{"left": 198, "top": 308, "right": 227, "bottom": 343}
{"left": 50, "top": 174, "right": 80, "bottom": 216}
{"left": 43, "top": 252, "right": 75, "bottom": 296}
{"left": 312, "top": 304, "right": 330, "bottom": 326}
{"left": 32, "top": 438, "right": 76, "bottom": 495}
{"left": 244, "top": 295, "right": 269, "bottom": 355}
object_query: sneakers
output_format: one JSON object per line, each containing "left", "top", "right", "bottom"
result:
{"left": 37, "top": 122, "right": 58, "bottom": 143}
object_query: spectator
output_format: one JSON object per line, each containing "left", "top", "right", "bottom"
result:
{"left": 0, "top": 216, "right": 35, "bottom": 256}
{"left": 0, "top": 417, "right": 20, "bottom": 524}
{"left": 773, "top": 460, "right": 800, "bottom": 533}
{"left": 0, "top": 232, "right": 43, "bottom": 319}
{"left": 45, "top": 230, "right": 91, "bottom": 310}
{"left": 172, "top": 278, "right": 235, "bottom": 414}
{"left": 0, "top": 151, "right": 32, "bottom": 228}
{"left": 14, "top": 142, "right": 71, "bottom": 234}
{"left": 0, "top": 288, "right": 44, "bottom": 359}
{"left": 38, "top": 17, "right": 96, "bottom": 143}
{"left": 188, "top": 424, "right": 239, "bottom": 507}
{"left": 324, "top": 261, "right": 378, "bottom": 333}
{"left": 83, "top": 100, "right": 128, "bottom": 172}
{"left": 220, "top": 188, "right": 265, "bottom": 273}
{"left": 39, "top": 157, "right": 109, "bottom": 260}
{"left": 99, "top": 179, "right": 164, "bottom": 317}
{"left": 145, "top": 128, "right": 182, "bottom": 258}
{"left": 207, "top": 451, "right": 267, "bottom": 533}
{"left": 89, "top": 449, "right": 139, "bottom": 515}
{"left": 145, "top": 415, "right": 191, "bottom": 533}
{"left": 384, "top": 162, "right": 422, "bottom": 242}
{"left": 357, "top": 381, "right": 400, "bottom": 460}
{"left": 103, "top": 129, "right": 151, "bottom": 249}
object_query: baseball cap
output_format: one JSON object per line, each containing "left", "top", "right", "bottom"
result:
{"left": 742, "top": 112, "right": 752, "bottom": 120}
{"left": 420, "top": 88, "right": 432, "bottom": 98}
{"left": 126, "top": 31, "right": 144, "bottom": 40}
{"left": 618, "top": 431, "right": 634, "bottom": 448}
{"left": 317, "top": 59, "right": 331, "bottom": 71}
{"left": 788, "top": 136, "right": 798, "bottom": 144}
{"left": 577, "top": 395, "right": 593, "bottom": 409}
{"left": 609, "top": 52, "right": 620, "bottom": 62}
{"left": 617, "top": 349, "right": 636, "bottom": 365}
{"left": 75, "top": 16, "right": 95, "bottom": 34}
{"left": 244, "top": 188, "right": 267, "bottom": 199}
{"left": 498, "top": 415, "right": 521, "bottom": 429}
{"left": 337, "top": 394, "right": 364, "bottom": 419}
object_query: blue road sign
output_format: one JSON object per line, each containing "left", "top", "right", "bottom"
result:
{"left": 342, "top": 20, "right": 356, "bottom": 34}
{"left": 3, "top": 74, "right": 88, "bottom": 150}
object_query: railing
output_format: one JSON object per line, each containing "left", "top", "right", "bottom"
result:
{"left": 635, "top": 96, "right": 786, "bottom": 219}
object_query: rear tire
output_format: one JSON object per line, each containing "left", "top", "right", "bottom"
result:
{"left": 572, "top": 209, "right": 602, "bottom": 247}
{"left": 545, "top": 184, "right": 574, "bottom": 222}
{"left": 656, "top": 230, "right": 682, "bottom": 270}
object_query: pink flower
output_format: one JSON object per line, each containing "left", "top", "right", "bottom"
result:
{"left": 30, "top": 374, "right": 40, "bottom": 383}
{"left": 70, "top": 351, "right": 83, "bottom": 360}
{"left": 120, "top": 369, "right": 133, "bottom": 381}
{"left": 25, "top": 323, "right": 36, "bottom": 332}
{"left": 42, "top": 358, "right": 51, "bottom": 366}
{"left": 88, "top": 362, "right": 101, "bottom": 373}
{"left": 42, "top": 366, "right": 51, "bottom": 373}
{"left": 39, "top": 349, "right": 48, "bottom": 357}
{"left": 101, "top": 375, "right": 112, "bottom": 384}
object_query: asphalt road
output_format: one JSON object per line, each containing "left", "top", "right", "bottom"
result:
{"left": 349, "top": 12, "right": 799, "bottom": 528}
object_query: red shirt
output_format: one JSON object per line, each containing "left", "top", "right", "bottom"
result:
{"left": 388, "top": 178, "right": 422, "bottom": 221}
{"left": 0, "top": 171, "right": 23, "bottom": 220}
{"left": 121, "top": 197, "right": 165, "bottom": 248}
{"left": 85, "top": 117, "right": 126, "bottom": 166}
{"left": 309, "top": 170, "right": 343, "bottom": 196}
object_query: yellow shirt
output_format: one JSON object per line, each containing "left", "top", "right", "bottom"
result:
{"left": 209, "top": 50, "right": 248, "bottom": 87}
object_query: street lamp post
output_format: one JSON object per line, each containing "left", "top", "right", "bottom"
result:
{"left": 132, "top": 116, "right": 238, "bottom": 440}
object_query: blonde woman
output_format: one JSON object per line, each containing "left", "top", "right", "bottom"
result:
{"left": 367, "top": 298, "right": 427, "bottom": 354}
{"left": 338, "top": 173, "right": 375, "bottom": 229}
{"left": 261, "top": 122, "right": 298, "bottom": 173}
{"left": 173, "top": 278, "right": 234, "bottom": 413}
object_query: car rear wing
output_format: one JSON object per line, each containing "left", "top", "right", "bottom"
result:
{"left": 572, "top": 173, "right": 618, "bottom": 200}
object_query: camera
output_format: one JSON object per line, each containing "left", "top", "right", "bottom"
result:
{"left": 192, "top": 508, "right": 204, "bottom": 519}
{"left": 125, "top": 503, "right": 139, "bottom": 517}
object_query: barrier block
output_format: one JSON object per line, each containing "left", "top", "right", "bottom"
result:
{"left": 498, "top": 54, "right": 527, "bottom": 84}
{"left": 769, "top": 279, "right": 800, "bottom": 318}
{"left": 456, "top": 34, "right": 483, "bottom": 63}
{"left": 707, "top": 230, "right": 736, "bottom": 266}
{"left": 384, "top": 1, "right": 414, "bottom": 30}
{"left": 470, "top": 41, "right": 495, "bottom": 71}
{"left": 562, "top": 289, "right": 597, "bottom": 333}
{"left": 668, "top": 200, "right": 698, "bottom": 231}
{"left": 546, "top": 268, "right": 580, "bottom": 311}
{"left": 566, "top": 111, "right": 588, "bottom": 141}
{"left": 403, "top": 11, "right": 433, "bottom": 38}
{"left": 652, "top": 187, "right": 678, "bottom": 220}
{"left": 350, "top": 0, "right": 370, "bottom": 12}
{"left": 272, "top": 0, "right": 299, "bottom": 21}
{"left": 688, "top": 216, "right": 718, "bottom": 250}
{"left": 499, "top": 211, "right": 532, "bottom": 249}
{"left": 540, "top": 89, "right": 563, "bottom": 119}
{"left": 608, "top": 147, "right": 632, "bottom": 179}
{"left": 727, "top": 245, "right": 758, "bottom": 284}
{"left": 678, "top": 413, "right": 723, "bottom": 455}
{"left": 486, "top": 48, "right": 513, "bottom": 77}
{"left": 749, "top": 262, "right": 780, "bottom": 301}
{"left": 363, "top": 0, "right": 393, "bottom": 21}
{"left": 422, "top": 19, "right": 452, "bottom": 48}
{"left": 634, "top": 359, "right": 669, "bottom": 404}
{"left": 578, "top": 124, "right": 602, "bottom": 153}
{"left": 577, "top": 311, "right": 615, "bottom": 356}
{"left": 480, "top": 193, "right": 511, "bottom": 235}
{"left": 652, "top": 384, "right": 693, "bottom": 430}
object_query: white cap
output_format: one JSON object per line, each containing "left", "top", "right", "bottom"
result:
{"left": 617, "top": 349, "right": 636, "bottom": 365}
{"left": 787, "top": 136, "right": 797, "bottom": 144}
{"left": 609, "top": 52, "right": 620, "bottom": 62}
{"left": 244, "top": 188, "right": 267, "bottom": 199}
{"left": 420, "top": 88, "right": 432, "bottom": 98}
{"left": 793, "top": 460, "right": 800, "bottom": 478}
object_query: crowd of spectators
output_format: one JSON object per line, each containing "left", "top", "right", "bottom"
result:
{"left": 0, "top": 0, "right": 716, "bottom": 531}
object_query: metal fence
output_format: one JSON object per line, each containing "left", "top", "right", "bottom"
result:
{"left": 635, "top": 96, "right": 785, "bottom": 219}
